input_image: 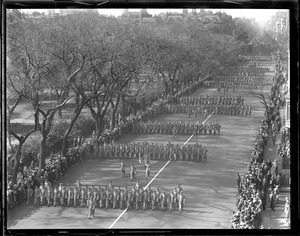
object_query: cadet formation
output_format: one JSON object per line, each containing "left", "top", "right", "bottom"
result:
{"left": 163, "top": 95, "right": 252, "bottom": 117}
{"left": 98, "top": 141, "right": 208, "bottom": 162}
{"left": 23, "top": 180, "right": 187, "bottom": 218}
{"left": 132, "top": 121, "right": 221, "bottom": 136}
{"left": 204, "top": 61, "right": 269, "bottom": 91}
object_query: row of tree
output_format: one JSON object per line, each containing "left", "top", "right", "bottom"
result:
{"left": 6, "top": 9, "right": 262, "bottom": 185}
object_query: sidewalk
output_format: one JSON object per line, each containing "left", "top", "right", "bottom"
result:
{"left": 260, "top": 90, "right": 290, "bottom": 229}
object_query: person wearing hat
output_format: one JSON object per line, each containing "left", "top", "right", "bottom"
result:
{"left": 87, "top": 197, "right": 94, "bottom": 219}
{"left": 26, "top": 184, "right": 33, "bottom": 205}
{"left": 273, "top": 185, "right": 279, "bottom": 204}
{"left": 80, "top": 187, "right": 87, "bottom": 207}
{"left": 151, "top": 190, "right": 157, "bottom": 211}
{"left": 284, "top": 196, "right": 290, "bottom": 223}
{"left": 178, "top": 191, "right": 186, "bottom": 213}
{"left": 40, "top": 185, "right": 46, "bottom": 206}
{"left": 119, "top": 189, "right": 125, "bottom": 210}
{"left": 47, "top": 186, "right": 54, "bottom": 207}
{"left": 269, "top": 190, "right": 275, "bottom": 211}
{"left": 53, "top": 186, "right": 59, "bottom": 207}
{"left": 169, "top": 191, "right": 175, "bottom": 212}
{"left": 142, "top": 189, "right": 149, "bottom": 210}
{"left": 160, "top": 191, "right": 167, "bottom": 211}
{"left": 145, "top": 164, "right": 151, "bottom": 179}
{"left": 112, "top": 188, "right": 119, "bottom": 209}
{"left": 105, "top": 188, "right": 111, "bottom": 209}
{"left": 60, "top": 186, "right": 66, "bottom": 207}
{"left": 73, "top": 186, "right": 79, "bottom": 207}
{"left": 33, "top": 185, "right": 40, "bottom": 205}
{"left": 93, "top": 188, "right": 99, "bottom": 208}
{"left": 121, "top": 161, "right": 126, "bottom": 178}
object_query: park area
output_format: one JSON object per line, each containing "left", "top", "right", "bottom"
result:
{"left": 8, "top": 80, "right": 268, "bottom": 229}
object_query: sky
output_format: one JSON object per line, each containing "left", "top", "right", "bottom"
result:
{"left": 20, "top": 8, "right": 286, "bottom": 27}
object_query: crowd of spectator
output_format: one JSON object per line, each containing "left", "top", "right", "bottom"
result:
{"left": 231, "top": 58, "right": 287, "bottom": 229}
{"left": 278, "top": 127, "right": 290, "bottom": 169}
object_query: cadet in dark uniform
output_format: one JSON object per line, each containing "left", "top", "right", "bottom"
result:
{"left": 121, "top": 161, "right": 126, "bottom": 178}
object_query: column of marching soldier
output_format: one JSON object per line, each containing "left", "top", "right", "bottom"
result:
{"left": 164, "top": 96, "right": 252, "bottom": 117}
{"left": 132, "top": 120, "right": 221, "bottom": 136}
{"left": 98, "top": 141, "right": 208, "bottom": 162}
{"left": 7, "top": 77, "right": 207, "bottom": 210}
{"left": 204, "top": 62, "right": 269, "bottom": 91}
{"left": 26, "top": 180, "right": 187, "bottom": 216}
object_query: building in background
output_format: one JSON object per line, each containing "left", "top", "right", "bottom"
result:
{"left": 121, "top": 9, "right": 155, "bottom": 24}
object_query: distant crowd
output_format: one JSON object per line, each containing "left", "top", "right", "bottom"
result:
{"left": 231, "top": 57, "right": 289, "bottom": 229}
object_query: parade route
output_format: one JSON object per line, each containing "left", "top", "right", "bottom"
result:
{"left": 7, "top": 84, "right": 266, "bottom": 229}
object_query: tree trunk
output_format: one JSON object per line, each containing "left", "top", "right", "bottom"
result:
{"left": 11, "top": 143, "right": 23, "bottom": 185}
{"left": 111, "top": 110, "right": 116, "bottom": 130}
{"left": 39, "top": 134, "right": 47, "bottom": 170}
{"left": 58, "top": 107, "right": 63, "bottom": 119}
{"left": 62, "top": 113, "right": 81, "bottom": 156}
{"left": 74, "top": 93, "right": 80, "bottom": 114}
{"left": 95, "top": 117, "right": 105, "bottom": 138}
{"left": 7, "top": 131, "right": 14, "bottom": 153}
{"left": 122, "top": 95, "right": 126, "bottom": 122}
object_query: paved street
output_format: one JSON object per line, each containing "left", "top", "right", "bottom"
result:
{"left": 8, "top": 84, "right": 266, "bottom": 229}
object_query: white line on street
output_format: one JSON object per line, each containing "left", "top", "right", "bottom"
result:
{"left": 108, "top": 207, "right": 128, "bottom": 229}
{"left": 108, "top": 111, "right": 214, "bottom": 229}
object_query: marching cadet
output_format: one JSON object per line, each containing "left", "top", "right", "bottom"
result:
{"left": 172, "top": 126, "right": 177, "bottom": 139}
{"left": 145, "top": 164, "right": 151, "bottom": 179}
{"left": 121, "top": 161, "right": 126, "bottom": 178}
{"left": 126, "top": 188, "right": 133, "bottom": 209}
{"left": 26, "top": 184, "right": 33, "bottom": 205}
{"left": 135, "top": 189, "right": 141, "bottom": 210}
{"left": 160, "top": 191, "right": 168, "bottom": 211}
{"left": 151, "top": 190, "right": 158, "bottom": 211}
{"left": 80, "top": 187, "right": 87, "bottom": 207}
{"left": 40, "top": 185, "right": 46, "bottom": 206}
{"left": 58, "top": 183, "right": 63, "bottom": 192}
{"left": 135, "top": 180, "right": 141, "bottom": 191}
{"left": 53, "top": 186, "right": 59, "bottom": 207}
{"left": 93, "top": 188, "right": 99, "bottom": 208}
{"left": 130, "top": 165, "right": 136, "bottom": 182}
{"left": 143, "top": 189, "right": 149, "bottom": 210}
{"left": 113, "top": 187, "right": 120, "bottom": 209}
{"left": 99, "top": 188, "right": 105, "bottom": 208}
{"left": 169, "top": 191, "right": 175, "bottom": 212}
{"left": 87, "top": 197, "right": 95, "bottom": 220}
{"left": 106, "top": 188, "right": 111, "bottom": 208}
{"left": 108, "top": 181, "right": 114, "bottom": 190}
{"left": 176, "top": 184, "right": 183, "bottom": 194}
{"left": 67, "top": 187, "right": 74, "bottom": 207}
{"left": 178, "top": 191, "right": 186, "bottom": 213}
{"left": 60, "top": 186, "right": 66, "bottom": 207}
{"left": 119, "top": 189, "right": 125, "bottom": 210}
{"left": 47, "top": 186, "right": 54, "bottom": 207}
{"left": 74, "top": 186, "right": 80, "bottom": 207}
{"left": 86, "top": 188, "right": 92, "bottom": 207}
